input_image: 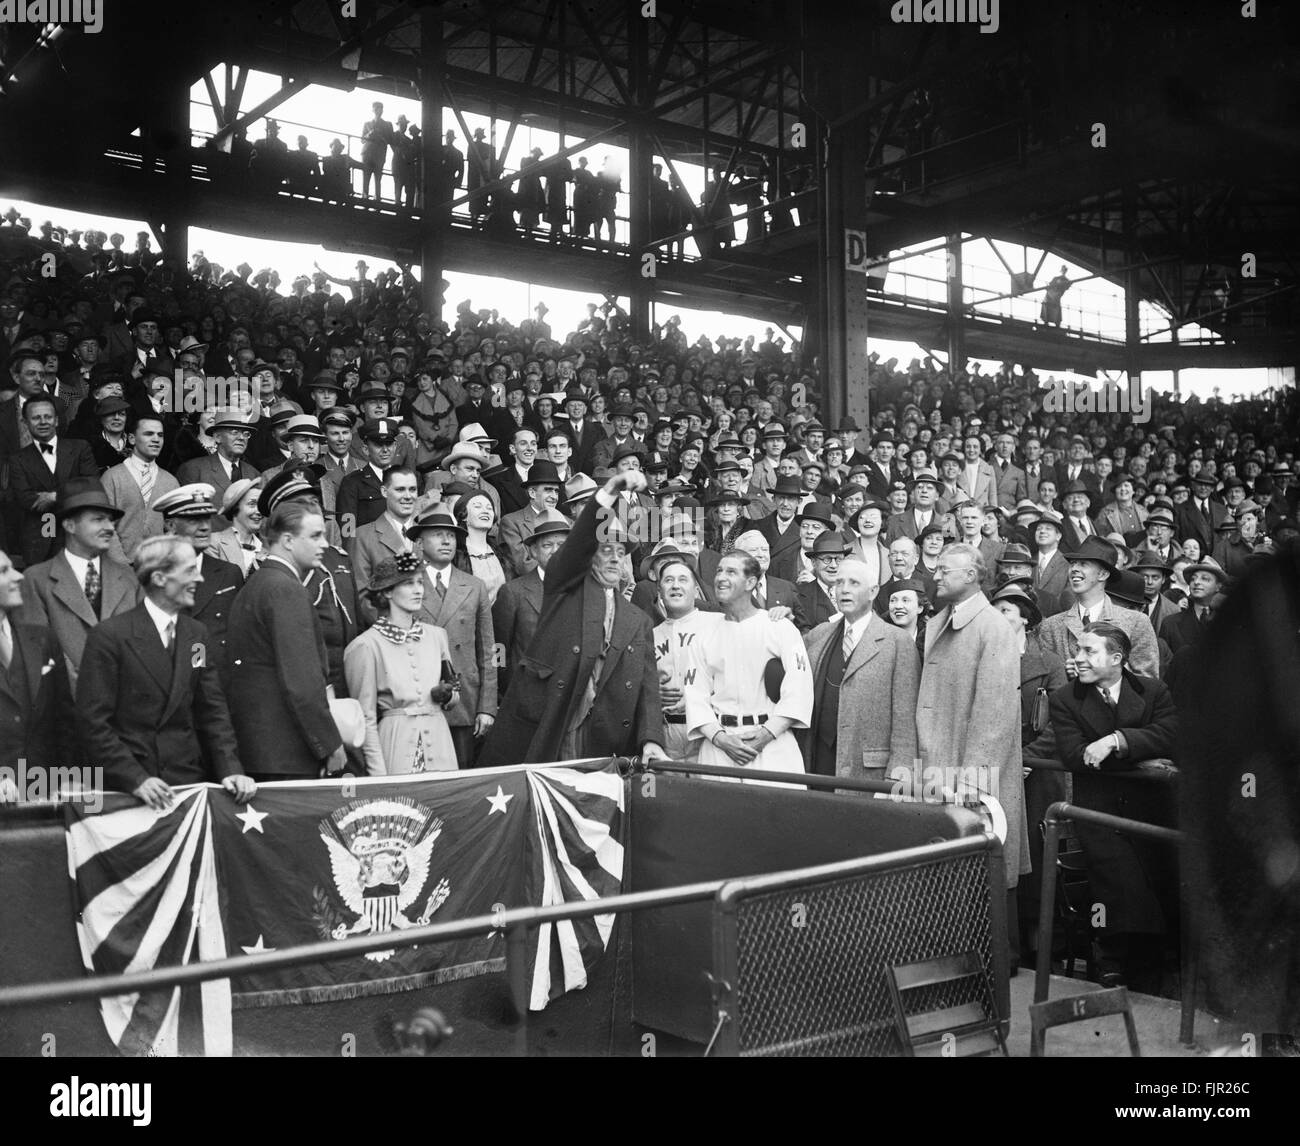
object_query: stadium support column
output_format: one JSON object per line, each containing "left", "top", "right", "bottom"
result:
{"left": 947, "top": 234, "right": 965, "bottom": 376}
{"left": 157, "top": 75, "right": 190, "bottom": 271}
{"left": 626, "top": 8, "right": 652, "bottom": 341}
{"left": 818, "top": 120, "right": 870, "bottom": 433}
{"left": 1123, "top": 186, "right": 1141, "bottom": 392}
{"left": 420, "top": 7, "right": 445, "bottom": 323}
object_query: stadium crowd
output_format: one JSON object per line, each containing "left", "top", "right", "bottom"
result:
{"left": 1, "top": 203, "right": 1299, "bottom": 991}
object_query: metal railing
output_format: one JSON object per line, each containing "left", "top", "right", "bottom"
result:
{"left": 0, "top": 759, "right": 1004, "bottom": 1057}
{"left": 1033, "top": 800, "right": 1193, "bottom": 1045}
{"left": 711, "top": 834, "right": 1007, "bottom": 1057}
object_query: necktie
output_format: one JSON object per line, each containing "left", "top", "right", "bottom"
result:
{"left": 164, "top": 618, "right": 175, "bottom": 651}
{"left": 0, "top": 621, "right": 11, "bottom": 671}
{"left": 139, "top": 462, "right": 155, "bottom": 505}
{"left": 1199, "top": 607, "right": 1211, "bottom": 627}
{"left": 435, "top": 571, "right": 446, "bottom": 599}
{"left": 84, "top": 560, "right": 101, "bottom": 615}
{"left": 842, "top": 624, "right": 857, "bottom": 663}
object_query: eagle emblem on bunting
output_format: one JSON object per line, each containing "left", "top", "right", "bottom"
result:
{"left": 316, "top": 798, "right": 451, "bottom": 962}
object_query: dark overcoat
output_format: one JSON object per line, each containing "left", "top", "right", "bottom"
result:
{"left": 479, "top": 494, "right": 662, "bottom": 765}
{"left": 227, "top": 557, "right": 341, "bottom": 777}
{"left": 1049, "top": 671, "right": 1178, "bottom": 935}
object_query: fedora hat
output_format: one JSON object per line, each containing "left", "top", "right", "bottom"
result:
{"left": 1107, "top": 569, "right": 1147, "bottom": 609}
{"left": 524, "top": 460, "right": 564, "bottom": 486}
{"left": 1130, "top": 551, "right": 1171, "bottom": 575}
{"left": 406, "top": 504, "right": 466, "bottom": 539}
{"left": 1062, "top": 535, "right": 1119, "bottom": 572}
{"left": 440, "top": 442, "right": 488, "bottom": 470}
{"left": 56, "top": 478, "right": 124, "bottom": 521}
{"left": 1060, "top": 479, "right": 1097, "bottom": 510}
{"left": 1145, "top": 507, "right": 1176, "bottom": 529}
{"left": 772, "top": 476, "right": 804, "bottom": 498}
{"left": 1030, "top": 508, "right": 1065, "bottom": 533}
{"left": 809, "top": 531, "right": 850, "bottom": 557}
{"left": 283, "top": 414, "right": 325, "bottom": 440}
{"left": 996, "top": 543, "right": 1034, "bottom": 566}
{"left": 796, "top": 501, "right": 835, "bottom": 526}
{"left": 524, "top": 511, "right": 572, "bottom": 546}
{"left": 1183, "top": 555, "right": 1228, "bottom": 583}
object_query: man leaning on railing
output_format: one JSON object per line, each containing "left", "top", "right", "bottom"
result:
{"left": 1049, "top": 620, "right": 1178, "bottom": 991}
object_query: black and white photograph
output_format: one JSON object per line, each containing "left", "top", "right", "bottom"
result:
{"left": 0, "top": 0, "right": 1295, "bottom": 1121}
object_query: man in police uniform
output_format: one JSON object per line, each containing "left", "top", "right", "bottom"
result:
{"left": 153, "top": 484, "right": 245, "bottom": 691}
{"left": 336, "top": 417, "right": 400, "bottom": 537}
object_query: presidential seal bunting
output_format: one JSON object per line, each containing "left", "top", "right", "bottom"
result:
{"left": 62, "top": 762, "right": 626, "bottom": 1055}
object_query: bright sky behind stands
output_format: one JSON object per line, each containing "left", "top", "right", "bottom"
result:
{"left": 7, "top": 69, "right": 1286, "bottom": 400}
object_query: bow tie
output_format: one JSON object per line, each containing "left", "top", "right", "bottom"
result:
{"left": 40, "top": 442, "right": 54, "bottom": 454}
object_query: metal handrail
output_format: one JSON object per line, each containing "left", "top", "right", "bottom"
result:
{"left": 1033, "top": 799, "right": 1195, "bottom": 1045}
{"left": 715, "top": 833, "right": 996, "bottom": 904}
{"left": 0, "top": 878, "right": 727, "bottom": 1012}
{"left": 1023, "top": 757, "right": 1179, "bottom": 783}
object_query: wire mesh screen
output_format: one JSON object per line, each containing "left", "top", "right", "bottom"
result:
{"left": 729, "top": 850, "right": 995, "bottom": 1056}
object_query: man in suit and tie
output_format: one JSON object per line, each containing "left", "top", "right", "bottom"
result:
{"left": 753, "top": 475, "right": 804, "bottom": 573}
{"left": 796, "top": 531, "right": 849, "bottom": 633}
{"left": 492, "top": 512, "right": 569, "bottom": 694}
{"left": 257, "top": 414, "right": 326, "bottom": 483}
{"left": 109, "top": 308, "right": 174, "bottom": 379}
{"left": 1058, "top": 479, "right": 1100, "bottom": 552}
{"left": 990, "top": 432, "right": 1029, "bottom": 511}
{"left": 749, "top": 424, "right": 787, "bottom": 500}
{"left": 1050, "top": 621, "right": 1178, "bottom": 988}
{"left": 1136, "top": 504, "right": 1184, "bottom": 566}
{"left": 1054, "top": 436, "right": 1102, "bottom": 498}
{"left": 497, "top": 459, "right": 567, "bottom": 579}
{"left": 1175, "top": 472, "right": 1230, "bottom": 557}
{"left": 732, "top": 529, "right": 801, "bottom": 619}
{"left": 317, "top": 409, "right": 361, "bottom": 544}
{"left": 153, "top": 484, "right": 245, "bottom": 690}
{"left": 1131, "top": 552, "right": 1181, "bottom": 635}
{"left": 227, "top": 498, "right": 346, "bottom": 781}
{"left": 863, "top": 431, "right": 904, "bottom": 499}
{"left": 1031, "top": 510, "right": 1070, "bottom": 616}
{"left": 885, "top": 471, "right": 942, "bottom": 543}
{"left": 0, "top": 548, "right": 75, "bottom": 803}
{"left": 1020, "top": 436, "right": 1048, "bottom": 502}
{"left": 17, "top": 478, "right": 140, "bottom": 687}
{"left": 559, "top": 388, "right": 606, "bottom": 476}
{"left": 957, "top": 434, "right": 996, "bottom": 508}
{"left": 8, "top": 394, "right": 99, "bottom": 568}
{"left": 407, "top": 504, "right": 499, "bottom": 767}
{"left": 1160, "top": 556, "right": 1226, "bottom": 655}
{"left": 802, "top": 558, "right": 920, "bottom": 780}
{"left": 489, "top": 426, "right": 539, "bottom": 517}
{"left": 1036, "top": 536, "right": 1160, "bottom": 678}
{"left": 336, "top": 417, "right": 401, "bottom": 538}
{"left": 175, "top": 410, "right": 261, "bottom": 503}
{"left": 349, "top": 465, "right": 419, "bottom": 620}
{"left": 76, "top": 535, "right": 255, "bottom": 810}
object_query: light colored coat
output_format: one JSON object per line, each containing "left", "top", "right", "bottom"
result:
{"left": 415, "top": 564, "right": 498, "bottom": 727}
{"left": 957, "top": 460, "right": 996, "bottom": 508}
{"left": 917, "top": 592, "right": 1029, "bottom": 885}
{"left": 18, "top": 550, "right": 141, "bottom": 686}
{"left": 1036, "top": 594, "right": 1161, "bottom": 679}
{"left": 101, "top": 460, "right": 179, "bottom": 563}
{"left": 804, "top": 614, "right": 920, "bottom": 779}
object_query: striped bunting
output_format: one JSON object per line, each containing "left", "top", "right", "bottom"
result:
{"left": 524, "top": 766, "right": 625, "bottom": 1010}
{"left": 65, "top": 788, "right": 231, "bottom": 1057}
